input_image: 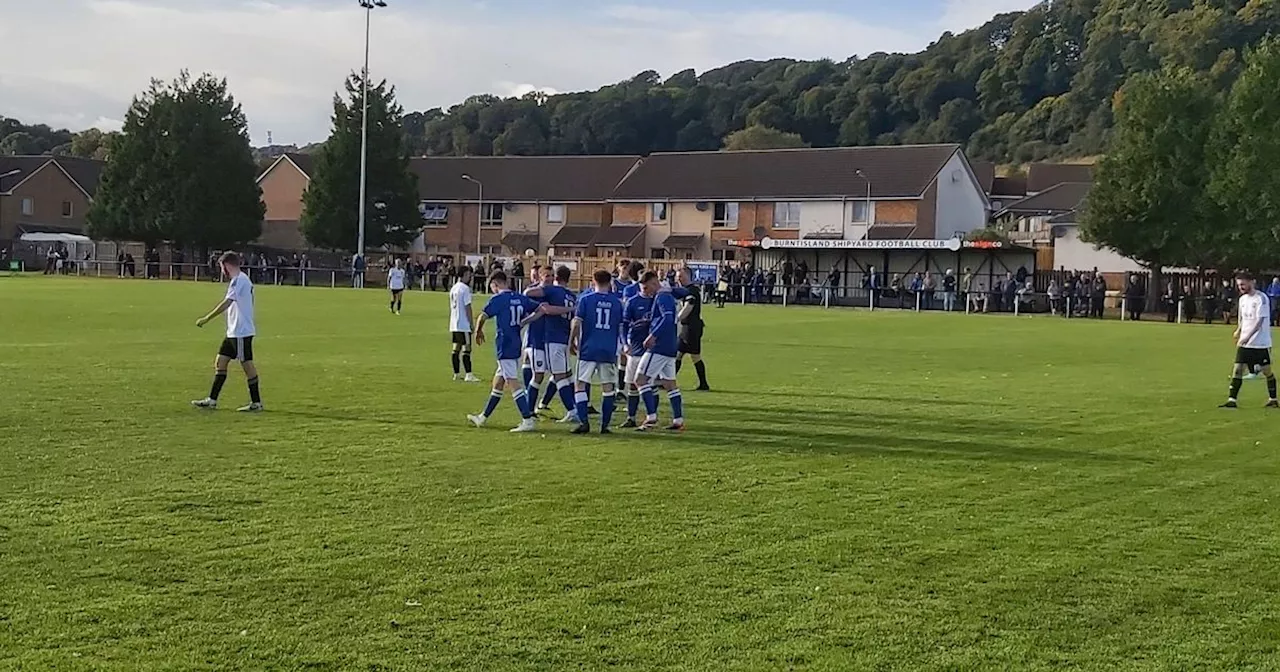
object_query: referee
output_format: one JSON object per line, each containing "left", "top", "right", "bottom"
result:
{"left": 674, "top": 267, "right": 710, "bottom": 391}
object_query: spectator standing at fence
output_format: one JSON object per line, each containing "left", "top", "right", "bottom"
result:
{"left": 1090, "top": 274, "right": 1106, "bottom": 318}
{"left": 908, "top": 273, "right": 923, "bottom": 310}
{"left": 1047, "top": 279, "right": 1062, "bottom": 316}
{"left": 1267, "top": 277, "right": 1280, "bottom": 325}
{"left": 1164, "top": 281, "right": 1179, "bottom": 323}
{"left": 1201, "top": 281, "right": 1218, "bottom": 324}
{"left": 923, "top": 272, "right": 937, "bottom": 310}
{"left": 826, "top": 265, "right": 841, "bottom": 304}
{"left": 941, "top": 269, "right": 957, "bottom": 312}
{"left": 1124, "top": 274, "right": 1145, "bottom": 321}
{"left": 781, "top": 259, "right": 794, "bottom": 295}
{"left": 1004, "top": 273, "right": 1019, "bottom": 313}
{"left": 1221, "top": 279, "right": 1237, "bottom": 325}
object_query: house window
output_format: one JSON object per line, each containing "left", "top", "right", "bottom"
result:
{"left": 61, "top": 201, "right": 74, "bottom": 218}
{"left": 573, "top": 250, "right": 583, "bottom": 258}
{"left": 650, "top": 203, "right": 667, "bottom": 222}
{"left": 850, "top": 201, "right": 870, "bottom": 223}
{"left": 650, "top": 248, "right": 668, "bottom": 259}
{"left": 479, "top": 245, "right": 502, "bottom": 255}
{"left": 21, "top": 198, "right": 34, "bottom": 216}
{"left": 684, "top": 252, "right": 693, "bottom": 260}
{"left": 547, "top": 204, "right": 565, "bottom": 224}
{"left": 712, "top": 202, "right": 738, "bottom": 228}
{"left": 773, "top": 202, "right": 801, "bottom": 229}
{"left": 481, "top": 203, "right": 503, "bottom": 228}
{"left": 712, "top": 249, "right": 737, "bottom": 262}
{"left": 418, "top": 202, "right": 449, "bottom": 226}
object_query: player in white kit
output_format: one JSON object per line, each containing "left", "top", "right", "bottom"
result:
{"left": 1221, "top": 272, "right": 1278, "bottom": 409}
{"left": 450, "top": 266, "right": 481, "bottom": 382}
{"left": 191, "top": 252, "right": 263, "bottom": 412}
{"left": 388, "top": 258, "right": 407, "bottom": 314}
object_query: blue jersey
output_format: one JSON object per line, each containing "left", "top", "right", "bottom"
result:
{"left": 647, "top": 291, "right": 680, "bottom": 357}
{"left": 622, "top": 293, "right": 655, "bottom": 358}
{"left": 483, "top": 290, "right": 539, "bottom": 361}
{"left": 611, "top": 277, "right": 632, "bottom": 296}
{"left": 575, "top": 291, "right": 624, "bottom": 363}
{"left": 621, "top": 281, "right": 642, "bottom": 304}
{"left": 541, "top": 284, "right": 576, "bottom": 345}
{"left": 523, "top": 283, "right": 546, "bottom": 350}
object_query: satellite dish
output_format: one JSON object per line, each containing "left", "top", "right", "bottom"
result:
{"left": 695, "top": 202, "right": 709, "bottom": 212}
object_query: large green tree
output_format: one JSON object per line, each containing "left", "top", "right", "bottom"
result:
{"left": 301, "top": 75, "right": 420, "bottom": 252}
{"left": 1081, "top": 67, "right": 1218, "bottom": 303}
{"left": 88, "top": 72, "right": 263, "bottom": 249}
{"left": 722, "top": 125, "right": 808, "bottom": 151}
{"left": 1208, "top": 38, "right": 1280, "bottom": 270}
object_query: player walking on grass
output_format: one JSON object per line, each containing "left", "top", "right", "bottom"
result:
{"left": 569, "top": 270, "right": 624, "bottom": 434}
{"left": 1221, "top": 272, "right": 1278, "bottom": 409}
{"left": 468, "top": 272, "right": 540, "bottom": 432}
{"left": 191, "top": 252, "right": 263, "bottom": 412}
{"left": 449, "top": 267, "right": 480, "bottom": 382}
{"left": 634, "top": 271, "right": 685, "bottom": 432}
{"left": 387, "top": 259, "right": 407, "bottom": 314}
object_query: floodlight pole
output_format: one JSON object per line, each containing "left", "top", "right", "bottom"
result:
{"left": 357, "top": 0, "right": 386, "bottom": 258}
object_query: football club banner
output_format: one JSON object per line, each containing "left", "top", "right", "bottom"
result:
{"left": 686, "top": 262, "right": 718, "bottom": 285}
{"left": 759, "top": 237, "right": 964, "bottom": 251}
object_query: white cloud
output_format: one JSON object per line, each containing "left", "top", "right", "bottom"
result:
{"left": 937, "top": 0, "right": 1039, "bottom": 34}
{"left": 0, "top": 0, "right": 1040, "bottom": 145}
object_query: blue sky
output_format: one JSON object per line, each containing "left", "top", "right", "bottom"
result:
{"left": 0, "top": 0, "right": 1036, "bottom": 144}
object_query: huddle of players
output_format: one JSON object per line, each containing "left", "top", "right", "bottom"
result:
{"left": 464, "top": 259, "right": 702, "bottom": 434}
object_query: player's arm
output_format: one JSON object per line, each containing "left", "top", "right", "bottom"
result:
{"left": 524, "top": 286, "right": 547, "bottom": 298}
{"left": 678, "top": 299, "right": 695, "bottom": 323}
{"left": 645, "top": 297, "right": 674, "bottom": 348}
{"left": 474, "top": 312, "right": 489, "bottom": 345}
{"left": 569, "top": 317, "right": 582, "bottom": 356}
{"left": 196, "top": 297, "right": 233, "bottom": 327}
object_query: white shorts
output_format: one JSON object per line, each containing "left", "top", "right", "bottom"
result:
{"left": 496, "top": 359, "right": 520, "bottom": 380}
{"left": 624, "top": 352, "right": 643, "bottom": 385}
{"left": 577, "top": 361, "right": 619, "bottom": 385}
{"left": 637, "top": 352, "right": 677, "bottom": 382}
{"left": 523, "top": 347, "right": 547, "bottom": 374}
{"left": 546, "top": 343, "right": 570, "bottom": 375}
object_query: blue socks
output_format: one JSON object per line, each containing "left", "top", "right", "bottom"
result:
{"left": 482, "top": 391, "right": 502, "bottom": 418}
{"left": 626, "top": 388, "right": 640, "bottom": 420}
{"left": 640, "top": 385, "right": 659, "bottom": 418}
{"left": 522, "top": 366, "right": 533, "bottom": 389}
{"left": 601, "top": 393, "right": 616, "bottom": 428}
{"left": 513, "top": 389, "right": 532, "bottom": 419}
{"left": 541, "top": 380, "right": 558, "bottom": 408}
{"left": 557, "top": 379, "right": 576, "bottom": 411}
{"left": 668, "top": 390, "right": 683, "bottom": 423}
{"left": 575, "top": 391, "right": 590, "bottom": 425}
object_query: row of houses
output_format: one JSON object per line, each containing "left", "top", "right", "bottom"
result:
{"left": 3, "top": 145, "right": 1124, "bottom": 270}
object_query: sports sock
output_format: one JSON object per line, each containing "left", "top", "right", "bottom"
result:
{"left": 694, "top": 361, "right": 708, "bottom": 387}
{"left": 451, "top": 352, "right": 461, "bottom": 375}
{"left": 522, "top": 366, "right": 533, "bottom": 389}
{"left": 1268, "top": 375, "right": 1277, "bottom": 400}
{"left": 668, "top": 389, "right": 684, "bottom": 423}
{"left": 482, "top": 391, "right": 502, "bottom": 418}
{"left": 541, "top": 380, "right": 559, "bottom": 407}
{"left": 247, "top": 376, "right": 261, "bottom": 404}
{"left": 462, "top": 353, "right": 473, "bottom": 374}
{"left": 513, "top": 389, "right": 532, "bottom": 419}
{"left": 640, "top": 385, "right": 659, "bottom": 418}
{"left": 1229, "top": 377, "right": 1243, "bottom": 401}
{"left": 557, "top": 378, "right": 576, "bottom": 411}
{"left": 584, "top": 383, "right": 592, "bottom": 402}
{"left": 602, "top": 393, "right": 616, "bottom": 428}
{"left": 209, "top": 372, "right": 227, "bottom": 400}
{"left": 617, "top": 370, "right": 626, "bottom": 390}
{"left": 575, "top": 391, "right": 590, "bottom": 425}
{"left": 528, "top": 381, "right": 541, "bottom": 407}
{"left": 627, "top": 388, "right": 640, "bottom": 419}
{"left": 389, "top": 299, "right": 395, "bottom": 310}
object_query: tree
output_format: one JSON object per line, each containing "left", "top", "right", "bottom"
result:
{"left": 1081, "top": 67, "right": 1217, "bottom": 306}
{"left": 0, "top": 132, "right": 39, "bottom": 155}
{"left": 1208, "top": 38, "right": 1280, "bottom": 270}
{"left": 301, "top": 74, "right": 420, "bottom": 252}
{"left": 722, "top": 125, "right": 808, "bottom": 151}
{"left": 68, "top": 128, "right": 119, "bottom": 160}
{"left": 88, "top": 71, "right": 263, "bottom": 249}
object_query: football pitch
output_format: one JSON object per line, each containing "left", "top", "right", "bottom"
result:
{"left": 3, "top": 276, "right": 1279, "bottom": 670}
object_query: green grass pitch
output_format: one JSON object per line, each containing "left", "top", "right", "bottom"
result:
{"left": 2, "top": 276, "right": 1279, "bottom": 670}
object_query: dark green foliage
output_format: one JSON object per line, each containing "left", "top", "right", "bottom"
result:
{"left": 87, "top": 72, "right": 263, "bottom": 249}
{"left": 301, "top": 75, "right": 420, "bottom": 252}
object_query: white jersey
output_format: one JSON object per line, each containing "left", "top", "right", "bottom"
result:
{"left": 225, "top": 272, "right": 256, "bottom": 338}
{"left": 1238, "top": 291, "right": 1272, "bottom": 348}
{"left": 449, "top": 281, "right": 473, "bottom": 333}
{"left": 388, "top": 267, "right": 407, "bottom": 291}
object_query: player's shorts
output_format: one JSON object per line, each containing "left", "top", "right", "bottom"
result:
{"left": 638, "top": 352, "right": 677, "bottom": 382}
{"left": 390, "top": 287, "right": 404, "bottom": 295}
{"left": 451, "top": 331, "right": 472, "bottom": 350}
{"left": 524, "top": 347, "right": 547, "bottom": 374}
{"left": 624, "top": 351, "right": 645, "bottom": 385}
{"left": 678, "top": 327, "right": 703, "bottom": 356}
{"left": 577, "top": 360, "right": 619, "bottom": 385}
{"left": 1236, "top": 347, "right": 1272, "bottom": 369}
{"left": 495, "top": 359, "right": 520, "bottom": 380}
{"left": 545, "top": 343, "right": 570, "bottom": 375}
{"left": 218, "top": 336, "right": 254, "bottom": 362}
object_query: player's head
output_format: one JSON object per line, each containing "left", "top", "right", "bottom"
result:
{"left": 530, "top": 265, "right": 541, "bottom": 283}
{"left": 458, "top": 265, "right": 472, "bottom": 282}
{"left": 539, "top": 265, "right": 554, "bottom": 285}
{"left": 676, "top": 266, "right": 691, "bottom": 286}
{"left": 593, "top": 269, "right": 613, "bottom": 292}
{"left": 394, "top": 258, "right": 403, "bottom": 269}
{"left": 219, "top": 251, "right": 241, "bottom": 275}
{"left": 627, "top": 260, "right": 645, "bottom": 282}
{"left": 1236, "top": 271, "right": 1256, "bottom": 293}
{"left": 489, "top": 270, "right": 509, "bottom": 293}
{"left": 640, "top": 270, "right": 660, "bottom": 296}
{"left": 555, "top": 265, "right": 572, "bottom": 285}
{"left": 616, "top": 259, "right": 630, "bottom": 275}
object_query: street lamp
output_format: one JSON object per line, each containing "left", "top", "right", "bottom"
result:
{"left": 461, "top": 174, "right": 483, "bottom": 257}
{"left": 356, "top": 0, "right": 388, "bottom": 259}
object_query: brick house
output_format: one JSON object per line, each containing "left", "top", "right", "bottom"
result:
{"left": 608, "top": 144, "right": 991, "bottom": 262}
{"left": 0, "top": 156, "right": 104, "bottom": 243}
{"left": 410, "top": 155, "right": 642, "bottom": 258}
{"left": 255, "top": 152, "right": 314, "bottom": 250}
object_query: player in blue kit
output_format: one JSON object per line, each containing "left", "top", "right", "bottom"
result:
{"left": 521, "top": 266, "right": 550, "bottom": 396}
{"left": 634, "top": 271, "right": 686, "bottom": 431}
{"left": 620, "top": 272, "right": 657, "bottom": 428}
{"left": 615, "top": 260, "right": 645, "bottom": 400}
{"left": 468, "top": 271, "right": 541, "bottom": 433}
{"left": 523, "top": 266, "right": 579, "bottom": 421}
{"left": 570, "top": 269, "right": 625, "bottom": 434}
